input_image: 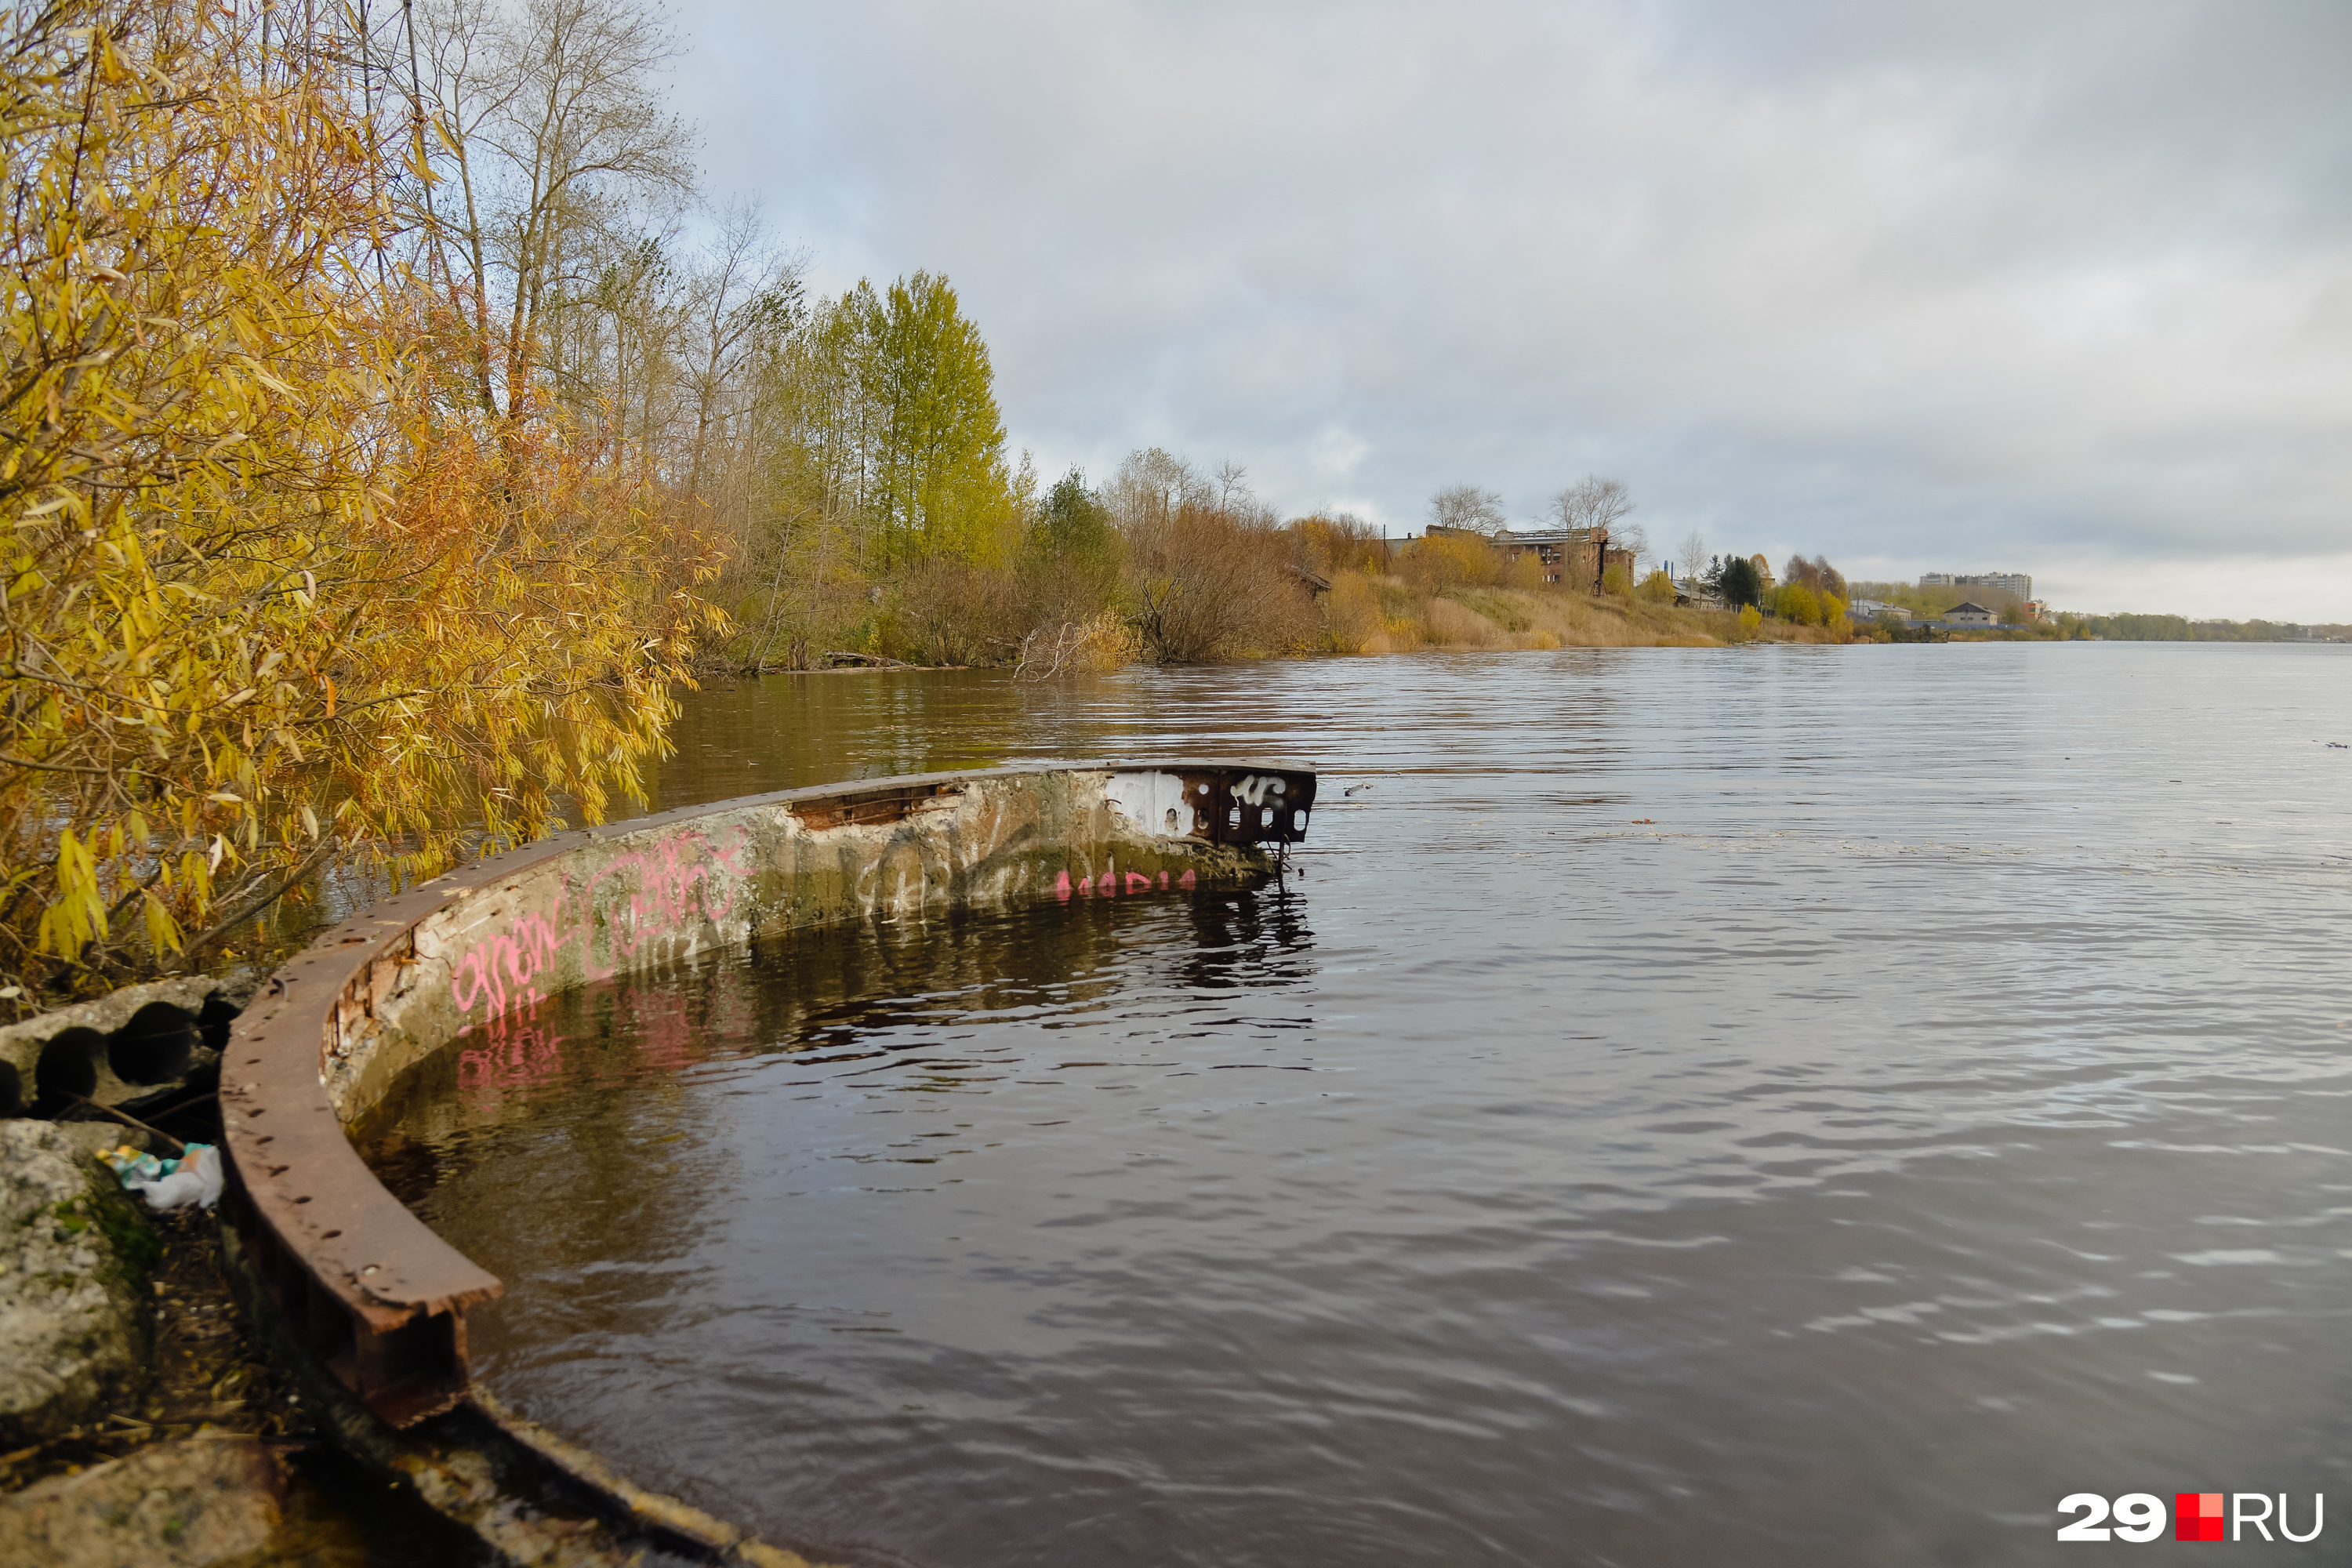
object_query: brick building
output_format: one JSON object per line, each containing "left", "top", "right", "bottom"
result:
{"left": 1424, "top": 524, "right": 1633, "bottom": 590}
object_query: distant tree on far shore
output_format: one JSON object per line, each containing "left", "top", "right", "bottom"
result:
{"left": 1552, "top": 477, "right": 1634, "bottom": 538}
{"left": 1772, "top": 583, "right": 1825, "bottom": 626}
{"left": 1783, "top": 555, "right": 1849, "bottom": 604}
{"left": 1712, "top": 554, "right": 1763, "bottom": 608}
{"left": 1429, "top": 484, "right": 1508, "bottom": 535}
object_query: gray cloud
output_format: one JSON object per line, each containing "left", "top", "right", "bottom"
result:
{"left": 671, "top": 0, "right": 2352, "bottom": 615}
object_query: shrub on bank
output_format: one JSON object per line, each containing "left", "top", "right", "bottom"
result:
{"left": 1402, "top": 532, "right": 1508, "bottom": 594}
{"left": 728, "top": 444, "right": 1865, "bottom": 673}
{"left": 1319, "top": 573, "right": 1386, "bottom": 654}
{"left": 1127, "top": 503, "right": 1318, "bottom": 663}
{"left": 1771, "top": 583, "right": 1824, "bottom": 626}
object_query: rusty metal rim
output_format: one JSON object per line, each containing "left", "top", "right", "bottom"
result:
{"left": 219, "top": 759, "right": 1314, "bottom": 1432}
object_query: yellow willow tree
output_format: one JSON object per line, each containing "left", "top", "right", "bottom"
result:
{"left": 0, "top": 0, "right": 721, "bottom": 1004}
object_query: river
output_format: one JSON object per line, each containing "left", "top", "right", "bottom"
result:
{"left": 358, "top": 643, "right": 2352, "bottom": 1566}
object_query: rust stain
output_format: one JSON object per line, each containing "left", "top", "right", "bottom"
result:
{"left": 786, "top": 780, "right": 964, "bottom": 829}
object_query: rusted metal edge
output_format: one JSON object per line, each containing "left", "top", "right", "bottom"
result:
{"left": 220, "top": 759, "right": 1317, "bottom": 1434}
{"left": 213, "top": 1208, "right": 832, "bottom": 1566}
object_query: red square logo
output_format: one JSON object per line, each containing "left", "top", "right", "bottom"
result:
{"left": 2176, "top": 1492, "right": 2225, "bottom": 1541}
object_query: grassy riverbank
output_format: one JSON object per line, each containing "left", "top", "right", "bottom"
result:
{"left": 763, "top": 466, "right": 1853, "bottom": 673}
{"left": 1319, "top": 575, "right": 1842, "bottom": 652}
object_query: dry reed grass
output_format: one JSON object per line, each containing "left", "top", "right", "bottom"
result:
{"left": 1014, "top": 612, "right": 1142, "bottom": 678}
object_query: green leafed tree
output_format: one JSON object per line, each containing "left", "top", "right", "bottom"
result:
{"left": 1713, "top": 554, "right": 1763, "bottom": 608}
{"left": 1035, "top": 469, "right": 1112, "bottom": 557}
{"left": 1029, "top": 467, "right": 1119, "bottom": 611}
{"left": 855, "top": 272, "right": 1019, "bottom": 568}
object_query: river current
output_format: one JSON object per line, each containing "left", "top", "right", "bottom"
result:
{"left": 359, "top": 644, "right": 2352, "bottom": 1566}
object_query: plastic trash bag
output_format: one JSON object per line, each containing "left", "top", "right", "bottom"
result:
{"left": 104, "top": 1142, "right": 224, "bottom": 1211}
{"left": 102, "top": 1145, "right": 166, "bottom": 1185}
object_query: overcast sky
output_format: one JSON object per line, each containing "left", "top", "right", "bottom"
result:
{"left": 669, "top": 0, "right": 2350, "bottom": 619}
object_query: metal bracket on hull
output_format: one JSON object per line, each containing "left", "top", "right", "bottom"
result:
{"left": 1105, "top": 764, "right": 1316, "bottom": 845}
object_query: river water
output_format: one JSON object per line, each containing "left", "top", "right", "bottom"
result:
{"left": 359, "top": 644, "right": 2352, "bottom": 1566}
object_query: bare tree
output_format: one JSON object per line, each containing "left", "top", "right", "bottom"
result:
{"left": 1677, "top": 530, "right": 1709, "bottom": 583}
{"left": 1105, "top": 447, "right": 1210, "bottom": 532}
{"left": 1214, "top": 459, "right": 1251, "bottom": 510}
{"left": 680, "top": 204, "right": 804, "bottom": 505}
{"left": 409, "top": 0, "right": 698, "bottom": 419}
{"left": 1551, "top": 476, "right": 1634, "bottom": 536}
{"left": 579, "top": 227, "right": 689, "bottom": 468}
{"left": 1613, "top": 520, "right": 1652, "bottom": 573}
{"left": 1428, "top": 483, "right": 1507, "bottom": 535}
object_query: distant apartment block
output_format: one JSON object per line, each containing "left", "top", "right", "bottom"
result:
{"left": 1920, "top": 571, "right": 2031, "bottom": 597}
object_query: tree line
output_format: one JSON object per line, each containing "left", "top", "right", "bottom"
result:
{"left": 2, "top": 0, "right": 775, "bottom": 1001}
{"left": 0, "top": 0, "right": 1279, "bottom": 1000}
{"left": 1666, "top": 543, "right": 1854, "bottom": 633}
{"left": 0, "top": 0, "right": 1802, "bottom": 1003}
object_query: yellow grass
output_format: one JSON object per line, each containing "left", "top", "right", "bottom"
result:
{"left": 1329, "top": 574, "right": 1851, "bottom": 652}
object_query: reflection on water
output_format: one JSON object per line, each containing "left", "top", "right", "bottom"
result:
{"left": 365, "top": 645, "right": 2352, "bottom": 1566}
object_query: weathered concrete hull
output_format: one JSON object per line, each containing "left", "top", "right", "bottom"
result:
{"left": 317, "top": 766, "right": 1280, "bottom": 1122}
{"left": 220, "top": 760, "right": 1315, "bottom": 1466}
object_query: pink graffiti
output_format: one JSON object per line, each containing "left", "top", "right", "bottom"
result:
{"left": 450, "top": 909, "right": 565, "bottom": 1022}
{"left": 448, "top": 825, "right": 751, "bottom": 1023}
{"left": 582, "top": 829, "right": 747, "bottom": 982}
{"left": 1055, "top": 865, "right": 1198, "bottom": 902}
